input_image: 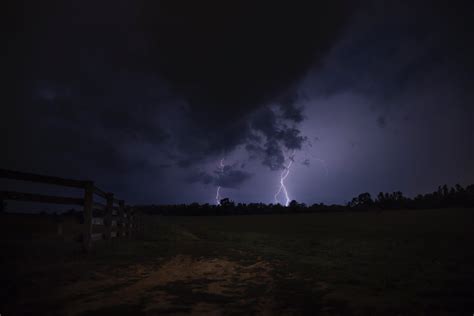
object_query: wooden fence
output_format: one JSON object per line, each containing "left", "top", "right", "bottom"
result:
{"left": 0, "top": 168, "right": 141, "bottom": 251}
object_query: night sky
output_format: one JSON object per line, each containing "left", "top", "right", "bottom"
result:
{"left": 3, "top": 1, "right": 474, "bottom": 205}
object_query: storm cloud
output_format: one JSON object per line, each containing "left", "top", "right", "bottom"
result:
{"left": 3, "top": 1, "right": 473, "bottom": 205}
{"left": 187, "top": 164, "right": 253, "bottom": 189}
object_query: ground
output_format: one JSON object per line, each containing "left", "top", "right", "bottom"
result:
{"left": 1, "top": 209, "right": 474, "bottom": 315}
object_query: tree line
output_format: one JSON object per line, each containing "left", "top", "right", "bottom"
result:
{"left": 135, "top": 183, "right": 474, "bottom": 216}
{"left": 348, "top": 184, "right": 474, "bottom": 210}
{"left": 2, "top": 183, "right": 473, "bottom": 216}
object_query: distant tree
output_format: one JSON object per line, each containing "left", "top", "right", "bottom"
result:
{"left": 442, "top": 184, "right": 449, "bottom": 198}
{"left": 437, "top": 185, "right": 443, "bottom": 196}
{"left": 377, "top": 192, "right": 385, "bottom": 201}
{"left": 466, "top": 184, "right": 474, "bottom": 207}
{"left": 348, "top": 197, "right": 358, "bottom": 208}
{"left": 358, "top": 192, "right": 373, "bottom": 206}
{"left": 220, "top": 198, "right": 235, "bottom": 208}
{"left": 376, "top": 192, "right": 387, "bottom": 208}
{"left": 133, "top": 181, "right": 474, "bottom": 216}
{"left": 455, "top": 184, "right": 464, "bottom": 193}
{"left": 289, "top": 200, "right": 299, "bottom": 208}
{"left": 393, "top": 191, "right": 404, "bottom": 201}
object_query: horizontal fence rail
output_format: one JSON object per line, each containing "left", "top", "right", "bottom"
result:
{"left": 0, "top": 168, "right": 140, "bottom": 252}
{"left": 0, "top": 191, "right": 84, "bottom": 205}
{"left": 0, "top": 169, "right": 90, "bottom": 188}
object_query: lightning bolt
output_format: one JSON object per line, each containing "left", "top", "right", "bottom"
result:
{"left": 216, "top": 158, "right": 225, "bottom": 205}
{"left": 274, "top": 154, "right": 294, "bottom": 206}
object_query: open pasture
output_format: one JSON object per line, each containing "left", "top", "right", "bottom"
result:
{"left": 1, "top": 209, "right": 474, "bottom": 315}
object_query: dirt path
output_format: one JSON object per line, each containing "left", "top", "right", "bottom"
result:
{"left": 51, "top": 255, "right": 278, "bottom": 315}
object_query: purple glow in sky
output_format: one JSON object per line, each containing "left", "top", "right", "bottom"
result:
{"left": 2, "top": 1, "right": 473, "bottom": 206}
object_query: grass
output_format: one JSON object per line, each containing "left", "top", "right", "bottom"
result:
{"left": 1, "top": 209, "right": 474, "bottom": 315}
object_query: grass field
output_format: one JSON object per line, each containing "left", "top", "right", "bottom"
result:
{"left": 1, "top": 209, "right": 474, "bottom": 315}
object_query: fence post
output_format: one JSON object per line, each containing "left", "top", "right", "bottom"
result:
{"left": 138, "top": 213, "right": 144, "bottom": 238}
{"left": 118, "top": 200, "right": 125, "bottom": 237}
{"left": 82, "top": 181, "right": 94, "bottom": 252}
{"left": 135, "top": 212, "right": 140, "bottom": 237}
{"left": 128, "top": 206, "right": 134, "bottom": 237}
{"left": 123, "top": 205, "right": 129, "bottom": 237}
{"left": 105, "top": 193, "right": 113, "bottom": 240}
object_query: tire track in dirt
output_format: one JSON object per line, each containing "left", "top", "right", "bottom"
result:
{"left": 56, "top": 255, "right": 276, "bottom": 315}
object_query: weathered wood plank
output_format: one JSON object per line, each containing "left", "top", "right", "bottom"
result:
{"left": 93, "top": 202, "right": 106, "bottom": 210}
{"left": 0, "top": 191, "right": 84, "bottom": 205}
{"left": 93, "top": 186, "right": 108, "bottom": 199}
{"left": 91, "top": 233, "right": 103, "bottom": 241}
{"left": 92, "top": 217, "right": 104, "bottom": 225}
{"left": 0, "top": 169, "right": 89, "bottom": 188}
{"left": 0, "top": 168, "right": 135, "bottom": 249}
{"left": 82, "top": 182, "right": 94, "bottom": 252}
{"left": 104, "top": 193, "right": 113, "bottom": 239}
{"left": 118, "top": 200, "right": 125, "bottom": 237}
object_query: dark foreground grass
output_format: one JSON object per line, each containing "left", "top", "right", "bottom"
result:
{"left": 1, "top": 209, "right": 474, "bottom": 315}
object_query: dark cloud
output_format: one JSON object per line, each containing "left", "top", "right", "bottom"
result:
{"left": 187, "top": 171, "right": 214, "bottom": 186}
{"left": 295, "top": 0, "right": 474, "bottom": 205}
{"left": 217, "top": 169, "right": 253, "bottom": 189}
{"left": 311, "top": 0, "right": 474, "bottom": 105}
{"left": 9, "top": 1, "right": 472, "bottom": 205}
{"left": 261, "top": 140, "right": 286, "bottom": 171}
{"left": 376, "top": 116, "right": 386, "bottom": 129}
{"left": 173, "top": 116, "right": 252, "bottom": 167}
{"left": 141, "top": 1, "right": 354, "bottom": 112}
{"left": 251, "top": 107, "right": 278, "bottom": 137}
{"left": 277, "top": 128, "right": 307, "bottom": 151}
{"left": 247, "top": 106, "right": 307, "bottom": 170}
{"left": 187, "top": 165, "right": 253, "bottom": 189}
{"left": 137, "top": 1, "right": 356, "bottom": 164}
{"left": 4, "top": 1, "right": 357, "bottom": 185}
{"left": 99, "top": 110, "right": 169, "bottom": 145}
{"left": 278, "top": 94, "right": 305, "bottom": 123}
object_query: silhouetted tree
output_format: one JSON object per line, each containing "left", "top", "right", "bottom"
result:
{"left": 359, "top": 192, "right": 373, "bottom": 205}
{"left": 220, "top": 198, "right": 235, "bottom": 208}
{"left": 289, "top": 200, "right": 298, "bottom": 208}
{"left": 348, "top": 192, "right": 373, "bottom": 209}
{"left": 134, "top": 182, "right": 474, "bottom": 216}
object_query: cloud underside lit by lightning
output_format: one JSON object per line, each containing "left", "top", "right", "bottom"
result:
{"left": 274, "top": 155, "right": 294, "bottom": 206}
